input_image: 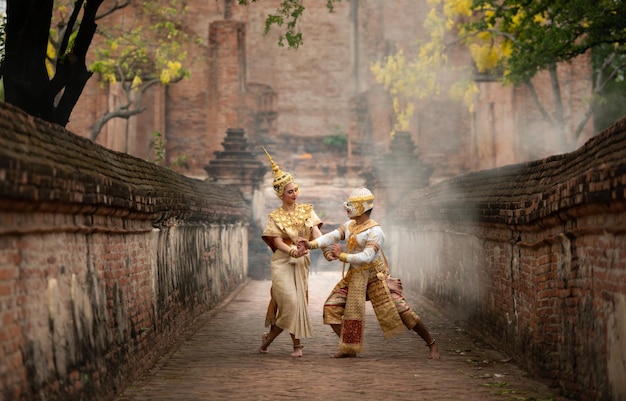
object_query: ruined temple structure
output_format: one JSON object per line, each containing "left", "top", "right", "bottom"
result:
{"left": 204, "top": 128, "right": 270, "bottom": 278}
{"left": 67, "top": 1, "right": 594, "bottom": 189}
{"left": 204, "top": 128, "right": 266, "bottom": 190}
{"left": 369, "top": 131, "right": 433, "bottom": 221}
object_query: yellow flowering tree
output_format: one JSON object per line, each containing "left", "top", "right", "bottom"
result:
{"left": 370, "top": 0, "right": 480, "bottom": 135}
{"left": 371, "top": 0, "right": 626, "bottom": 140}
{"left": 88, "top": 0, "right": 193, "bottom": 140}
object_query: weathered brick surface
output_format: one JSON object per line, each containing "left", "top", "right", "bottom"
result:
{"left": 389, "top": 117, "right": 626, "bottom": 400}
{"left": 67, "top": 1, "right": 594, "bottom": 185}
{"left": 0, "top": 102, "right": 249, "bottom": 401}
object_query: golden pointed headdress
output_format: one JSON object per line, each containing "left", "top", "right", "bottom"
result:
{"left": 263, "top": 147, "right": 297, "bottom": 197}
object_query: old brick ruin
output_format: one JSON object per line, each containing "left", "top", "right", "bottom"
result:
{"left": 0, "top": 102, "right": 249, "bottom": 401}
{"left": 2, "top": 98, "right": 625, "bottom": 400}
{"left": 389, "top": 118, "right": 626, "bottom": 401}
{"left": 0, "top": 1, "right": 623, "bottom": 400}
{"left": 67, "top": 1, "right": 594, "bottom": 187}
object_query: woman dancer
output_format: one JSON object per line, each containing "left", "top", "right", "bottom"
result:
{"left": 258, "top": 148, "right": 324, "bottom": 357}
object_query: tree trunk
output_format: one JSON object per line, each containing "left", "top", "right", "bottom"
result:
{"left": 2, "top": 0, "right": 55, "bottom": 121}
{"left": 1, "top": 0, "right": 103, "bottom": 127}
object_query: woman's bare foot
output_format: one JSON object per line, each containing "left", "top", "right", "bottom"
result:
{"left": 291, "top": 345, "right": 304, "bottom": 357}
{"left": 427, "top": 340, "right": 440, "bottom": 360}
{"left": 259, "top": 333, "right": 271, "bottom": 354}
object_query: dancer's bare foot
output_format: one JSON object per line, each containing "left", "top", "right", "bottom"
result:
{"left": 330, "top": 352, "right": 356, "bottom": 358}
{"left": 259, "top": 333, "right": 271, "bottom": 354}
{"left": 291, "top": 345, "right": 304, "bottom": 357}
{"left": 427, "top": 340, "right": 440, "bottom": 360}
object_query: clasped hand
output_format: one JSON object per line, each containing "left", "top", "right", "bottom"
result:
{"left": 294, "top": 242, "right": 308, "bottom": 257}
{"left": 297, "top": 238, "right": 343, "bottom": 261}
{"left": 328, "top": 244, "right": 342, "bottom": 260}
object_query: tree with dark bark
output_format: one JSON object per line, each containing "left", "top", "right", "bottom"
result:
{"left": 1, "top": 0, "right": 104, "bottom": 127}
{"left": 0, "top": 0, "right": 189, "bottom": 141}
{"left": 0, "top": 0, "right": 315, "bottom": 131}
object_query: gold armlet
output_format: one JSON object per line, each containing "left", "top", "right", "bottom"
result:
{"left": 339, "top": 253, "right": 348, "bottom": 263}
{"left": 310, "top": 240, "right": 319, "bottom": 249}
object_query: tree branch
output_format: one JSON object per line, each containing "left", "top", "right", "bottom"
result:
{"left": 89, "top": 78, "right": 160, "bottom": 141}
{"left": 89, "top": 104, "right": 146, "bottom": 141}
{"left": 524, "top": 80, "right": 554, "bottom": 126}
{"left": 96, "top": 0, "right": 131, "bottom": 20}
{"left": 573, "top": 103, "right": 595, "bottom": 140}
{"left": 55, "top": 0, "right": 104, "bottom": 126}
{"left": 548, "top": 64, "right": 564, "bottom": 125}
{"left": 57, "top": 0, "right": 84, "bottom": 58}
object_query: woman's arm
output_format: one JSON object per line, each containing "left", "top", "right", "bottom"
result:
{"left": 311, "top": 225, "right": 323, "bottom": 239}
{"left": 273, "top": 237, "right": 303, "bottom": 258}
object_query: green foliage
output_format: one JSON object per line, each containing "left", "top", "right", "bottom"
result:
{"left": 150, "top": 130, "right": 167, "bottom": 163}
{"left": 148, "top": 130, "right": 188, "bottom": 168}
{"left": 90, "top": 0, "right": 191, "bottom": 87}
{"left": 468, "top": 0, "right": 626, "bottom": 85}
{"left": 236, "top": 0, "right": 342, "bottom": 48}
{"left": 323, "top": 124, "right": 347, "bottom": 150}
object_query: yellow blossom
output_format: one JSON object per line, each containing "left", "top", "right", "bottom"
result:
{"left": 160, "top": 69, "right": 171, "bottom": 85}
{"left": 511, "top": 9, "right": 525, "bottom": 28}
{"left": 469, "top": 43, "right": 499, "bottom": 72}
{"left": 132, "top": 75, "right": 142, "bottom": 89}
{"left": 533, "top": 13, "right": 546, "bottom": 24}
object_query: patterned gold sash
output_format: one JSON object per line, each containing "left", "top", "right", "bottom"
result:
{"left": 337, "top": 220, "right": 404, "bottom": 355}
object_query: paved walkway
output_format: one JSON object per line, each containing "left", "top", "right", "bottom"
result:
{"left": 115, "top": 271, "right": 570, "bottom": 401}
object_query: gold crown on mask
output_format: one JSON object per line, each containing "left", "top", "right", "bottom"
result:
{"left": 348, "top": 187, "right": 375, "bottom": 203}
{"left": 346, "top": 187, "right": 374, "bottom": 216}
{"left": 263, "top": 147, "right": 297, "bottom": 197}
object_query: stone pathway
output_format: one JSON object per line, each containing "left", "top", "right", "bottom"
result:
{"left": 115, "top": 271, "right": 570, "bottom": 401}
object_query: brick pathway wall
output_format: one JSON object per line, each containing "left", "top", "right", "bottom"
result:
{"left": 389, "top": 117, "right": 626, "bottom": 400}
{"left": 0, "top": 102, "right": 249, "bottom": 401}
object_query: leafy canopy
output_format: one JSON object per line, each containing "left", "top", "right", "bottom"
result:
{"left": 371, "top": 0, "right": 626, "bottom": 136}
{"left": 467, "top": 0, "right": 626, "bottom": 84}
{"left": 90, "top": 0, "right": 190, "bottom": 90}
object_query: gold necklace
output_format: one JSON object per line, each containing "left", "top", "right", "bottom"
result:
{"left": 275, "top": 204, "right": 306, "bottom": 229}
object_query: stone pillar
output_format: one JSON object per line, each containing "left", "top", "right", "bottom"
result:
{"left": 204, "top": 128, "right": 270, "bottom": 279}
{"left": 207, "top": 20, "right": 247, "bottom": 165}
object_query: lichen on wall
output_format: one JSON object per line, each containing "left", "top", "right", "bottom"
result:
{"left": 0, "top": 102, "right": 250, "bottom": 401}
{"left": 608, "top": 293, "right": 626, "bottom": 401}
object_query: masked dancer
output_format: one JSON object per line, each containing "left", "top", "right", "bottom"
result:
{"left": 300, "top": 188, "right": 440, "bottom": 359}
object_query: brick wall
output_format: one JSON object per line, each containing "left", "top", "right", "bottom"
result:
{"left": 65, "top": 1, "right": 595, "bottom": 186}
{"left": 388, "top": 118, "right": 626, "bottom": 400}
{"left": 0, "top": 102, "right": 249, "bottom": 401}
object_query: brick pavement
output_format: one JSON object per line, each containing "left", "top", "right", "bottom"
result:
{"left": 114, "top": 271, "right": 571, "bottom": 401}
